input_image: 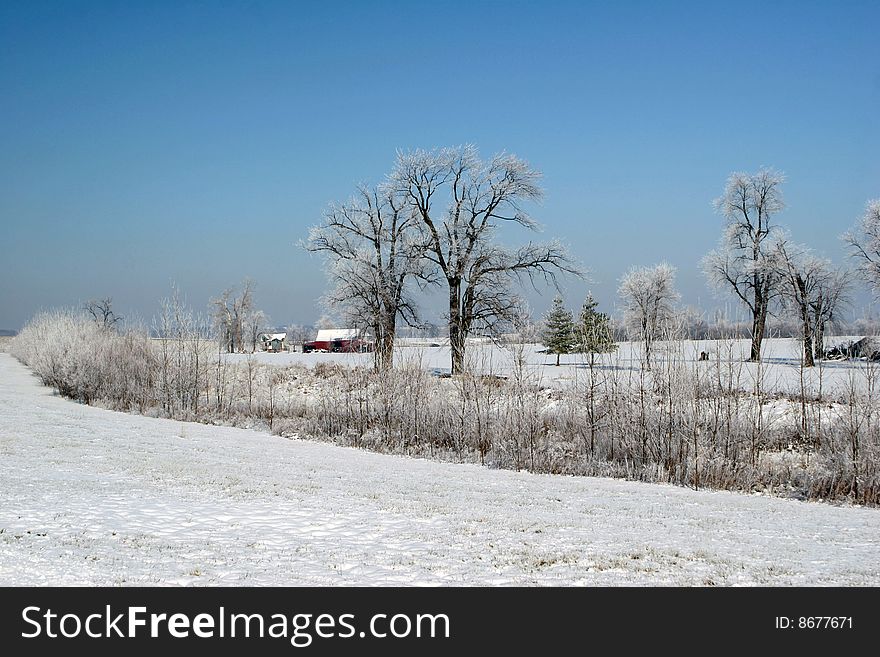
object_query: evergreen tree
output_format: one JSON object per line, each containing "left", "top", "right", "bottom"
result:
{"left": 577, "top": 294, "right": 616, "bottom": 365}
{"left": 542, "top": 296, "right": 576, "bottom": 366}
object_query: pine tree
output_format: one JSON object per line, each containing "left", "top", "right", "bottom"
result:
{"left": 542, "top": 296, "right": 576, "bottom": 366}
{"left": 577, "top": 294, "right": 616, "bottom": 365}
{"left": 576, "top": 294, "right": 616, "bottom": 457}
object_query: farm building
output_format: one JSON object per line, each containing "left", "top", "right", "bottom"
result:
{"left": 302, "top": 329, "right": 372, "bottom": 353}
{"left": 259, "top": 333, "right": 287, "bottom": 353}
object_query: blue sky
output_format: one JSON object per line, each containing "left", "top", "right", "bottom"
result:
{"left": 1, "top": 0, "right": 878, "bottom": 330}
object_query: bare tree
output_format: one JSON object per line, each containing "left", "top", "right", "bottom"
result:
{"left": 234, "top": 278, "right": 257, "bottom": 353}
{"left": 812, "top": 269, "right": 850, "bottom": 360}
{"left": 247, "top": 309, "right": 269, "bottom": 353}
{"left": 285, "top": 323, "right": 311, "bottom": 352}
{"left": 703, "top": 168, "right": 785, "bottom": 361}
{"left": 210, "top": 279, "right": 262, "bottom": 353}
{"left": 307, "top": 184, "right": 431, "bottom": 370}
{"left": 392, "top": 145, "right": 579, "bottom": 374}
{"left": 618, "top": 263, "right": 680, "bottom": 369}
{"left": 773, "top": 241, "right": 846, "bottom": 367}
{"left": 843, "top": 199, "right": 880, "bottom": 297}
{"left": 84, "top": 297, "right": 122, "bottom": 330}
{"left": 154, "top": 284, "right": 208, "bottom": 415}
{"left": 210, "top": 288, "right": 235, "bottom": 353}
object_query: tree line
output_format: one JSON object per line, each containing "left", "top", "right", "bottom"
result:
{"left": 309, "top": 153, "right": 879, "bottom": 371}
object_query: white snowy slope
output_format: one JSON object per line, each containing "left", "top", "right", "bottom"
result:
{"left": 0, "top": 353, "right": 878, "bottom": 586}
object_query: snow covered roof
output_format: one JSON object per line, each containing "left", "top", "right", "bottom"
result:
{"left": 262, "top": 333, "right": 287, "bottom": 341}
{"left": 315, "top": 329, "right": 360, "bottom": 341}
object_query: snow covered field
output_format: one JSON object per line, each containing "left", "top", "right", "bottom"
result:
{"left": 230, "top": 336, "right": 875, "bottom": 396}
{"left": 1, "top": 353, "right": 879, "bottom": 585}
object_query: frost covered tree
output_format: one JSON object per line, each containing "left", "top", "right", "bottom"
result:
{"left": 211, "top": 288, "right": 235, "bottom": 353}
{"left": 703, "top": 168, "right": 785, "bottom": 362}
{"left": 811, "top": 269, "right": 849, "bottom": 361}
{"left": 843, "top": 199, "right": 880, "bottom": 297}
{"left": 542, "top": 296, "right": 575, "bottom": 366}
{"left": 155, "top": 284, "right": 211, "bottom": 415}
{"left": 210, "top": 279, "right": 263, "bottom": 353}
{"left": 285, "top": 324, "right": 311, "bottom": 352}
{"left": 392, "top": 145, "right": 579, "bottom": 374}
{"left": 774, "top": 241, "right": 849, "bottom": 366}
{"left": 618, "top": 263, "right": 680, "bottom": 369}
{"left": 576, "top": 293, "right": 615, "bottom": 363}
{"left": 247, "top": 309, "right": 269, "bottom": 353}
{"left": 307, "top": 184, "right": 431, "bottom": 370}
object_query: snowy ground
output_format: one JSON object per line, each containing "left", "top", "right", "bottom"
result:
{"left": 230, "top": 336, "right": 875, "bottom": 396}
{"left": 1, "top": 352, "right": 879, "bottom": 586}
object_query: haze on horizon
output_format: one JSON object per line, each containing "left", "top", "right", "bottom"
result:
{"left": 2, "top": 1, "right": 878, "bottom": 331}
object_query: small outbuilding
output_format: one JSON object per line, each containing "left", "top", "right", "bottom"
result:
{"left": 259, "top": 333, "right": 287, "bottom": 353}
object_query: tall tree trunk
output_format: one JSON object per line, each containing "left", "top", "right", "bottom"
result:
{"left": 448, "top": 278, "right": 465, "bottom": 375}
{"left": 375, "top": 312, "right": 396, "bottom": 371}
{"left": 801, "top": 309, "right": 815, "bottom": 368}
{"left": 750, "top": 292, "right": 767, "bottom": 362}
{"left": 376, "top": 335, "right": 395, "bottom": 371}
{"left": 642, "top": 318, "right": 652, "bottom": 371}
{"left": 813, "top": 311, "right": 825, "bottom": 362}
{"left": 794, "top": 276, "right": 814, "bottom": 368}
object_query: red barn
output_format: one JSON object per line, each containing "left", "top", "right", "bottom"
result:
{"left": 302, "top": 329, "right": 373, "bottom": 353}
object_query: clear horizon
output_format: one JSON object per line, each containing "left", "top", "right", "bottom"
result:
{"left": 2, "top": 0, "right": 878, "bottom": 331}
